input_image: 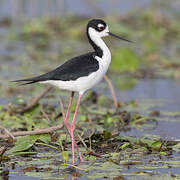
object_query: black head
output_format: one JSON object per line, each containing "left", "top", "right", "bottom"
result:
{"left": 87, "top": 19, "right": 107, "bottom": 32}
{"left": 87, "top": 19, "right": 133, "bottom": 43}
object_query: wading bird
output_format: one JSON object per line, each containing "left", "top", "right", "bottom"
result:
{"left": 13, "top": 19, "right": 133, "bottom": 164}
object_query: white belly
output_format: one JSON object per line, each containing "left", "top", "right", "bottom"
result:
{"left": 41, "top": 34, "right": 111, "bottom": 94}
{"left": 41, "top": 54, "right": 111, "bottom": 94}
{"left": 41, "top": 63, "right": 105, "bottom": 94}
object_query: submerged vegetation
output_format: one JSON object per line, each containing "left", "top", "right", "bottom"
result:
{"left": 1, "top": 94, "right": 180, "bottom": 179}
{"left": 0, "top": 0, "right": 180, "bottom": 179}
{"left": 1, "top": 93, "right": 180, "bottom": 179}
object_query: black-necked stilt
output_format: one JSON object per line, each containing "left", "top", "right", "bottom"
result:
{"left": 13, "top": 19, "right": 133, "bottom": 164}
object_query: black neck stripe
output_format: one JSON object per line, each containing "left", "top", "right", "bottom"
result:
{"left": 86, "top": 29, "right": 103, "bottom": 58}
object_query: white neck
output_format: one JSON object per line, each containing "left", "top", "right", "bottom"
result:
{"left": 88, "top": 27, "right": 111, "bottom": 58}
{"left": 88, "top": 27, "right": 111, "bottom": 73}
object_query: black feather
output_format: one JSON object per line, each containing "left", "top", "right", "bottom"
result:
{"left": 12, "top": 52, "right": 99, "bottom": 85}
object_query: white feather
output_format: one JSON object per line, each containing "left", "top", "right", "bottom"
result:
{"left": 41, "top": 26, "right": 111, "bottom": 95}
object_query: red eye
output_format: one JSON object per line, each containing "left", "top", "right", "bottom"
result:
{"left": 98, "top": 26, "right": 104, "bottom": 31}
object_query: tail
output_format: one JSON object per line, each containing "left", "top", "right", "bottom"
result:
{"left": 11, "top": 70, "right": 55, "bottom": 85}
{"left": 11, "top": 76, "right": 42, "bottom": 86}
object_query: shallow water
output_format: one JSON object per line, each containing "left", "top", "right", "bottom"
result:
{"left": 2, "top": 78, "right": 180, "bottom": 140}
{"left": 0, "top": 0, "right": 150, "bottom": 19}
{"left": 2, "top": 78, "right": 180, "bottom": 180}
{"left": 0, "top": 3, "right": 180, "bottom": 178}
{"left": 115, "top": 78, "right": 180, "bottom": 140}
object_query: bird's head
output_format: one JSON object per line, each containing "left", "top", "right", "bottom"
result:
{"left": 87, "top": 19, "right": 133, "bottom": 43}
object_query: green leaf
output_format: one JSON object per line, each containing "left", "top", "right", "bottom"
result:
{"left": 7, "top": 134, "right": 51, "bottom": 154}
{"left": 0, "top": 105, "right": 3, "bottom": 111}
{"left": 62, "top": 151, "right": 69, "bottom": 162}
{"left": 120, "top": 142, "right": 130, "bottom": 150}
{"left": 37, "top": 134, "right": 51, "bottom": 143}
{"left": 111, "top": 48, "right": 140, "bottom": 72}
{"left": 140, "top": 138, "right": 154, "bottom": 147}
{"left": 103, "top": 131, "right": 112, "bottom": 140}
{"left": 7, "top": 136, "right": 36, "bottom": 154}
{"left": 151, "top": 140, "right": 162, "bottom": 149}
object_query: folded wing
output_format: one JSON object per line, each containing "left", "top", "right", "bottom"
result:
{"left": 12, "top": 52, "right": 99, "bottom": 85}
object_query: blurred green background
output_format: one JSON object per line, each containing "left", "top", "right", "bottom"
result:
{"left": 0, "top": 1, "right": 180, "bottom": 179}
{"left": 0, "top": 0, "right": 179, "bottom": 102}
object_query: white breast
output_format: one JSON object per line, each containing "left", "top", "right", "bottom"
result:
{"left": 88, "top": 26, "right": 111, "bottom": 76}
{"left": 41, "top": 51, "right": 111, "bottom": 95}
{"left": 41, "top": 54, "right": 111, "bottom": 95}
{"left": 41, "top": 28, "right": 111, "bottom": 95}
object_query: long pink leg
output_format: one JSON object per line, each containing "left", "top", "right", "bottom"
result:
{"left": 64, "top": 92, "right": 74, "bottom": 131}
{"left": 70, "top": 93, "right": 83, "bottom": 164}
{"left": 64, "top": 92, "right": 84, "bottom": 163}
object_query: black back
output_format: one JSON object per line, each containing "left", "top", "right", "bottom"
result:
{"left": 13, "top": 19, "right": 109, "bottom": 85}
{"left": 13, "top": 52, "right": 99, "bottom": 84}
{"left": 42, "top": 52, "right": 99, "bottom": 81}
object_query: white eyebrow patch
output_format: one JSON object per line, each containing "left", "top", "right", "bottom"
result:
{"left": 98, "top": 24, "right": 104, "bottom": 28}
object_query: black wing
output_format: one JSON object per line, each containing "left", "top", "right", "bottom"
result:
{"left": 12, "top": 52, "right": 99, "bottom": 85}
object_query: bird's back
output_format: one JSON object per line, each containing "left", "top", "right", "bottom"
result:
{"left": 13, "top": 52, "right": 100, "bottom": 85}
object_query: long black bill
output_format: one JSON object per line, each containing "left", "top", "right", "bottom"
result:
{"left": 108, "top": 32, "right": 134, "bottom": 43}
